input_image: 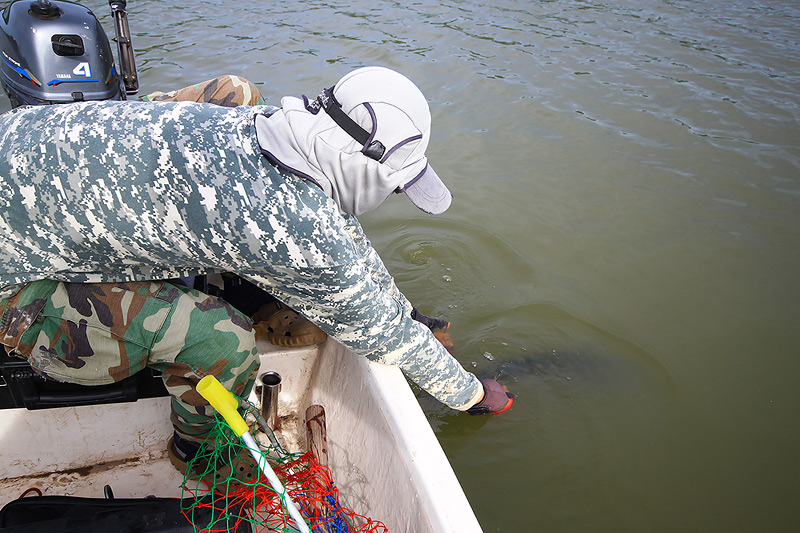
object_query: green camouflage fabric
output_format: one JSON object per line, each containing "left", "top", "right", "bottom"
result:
{"left": 0, "top": 279, "right": 259, "bottom": 443}
{"left": 141, "top": 75, "right": 266, "bottom": 108}
{"left": 0, "top": 96, "right": 482, "bottom": 410}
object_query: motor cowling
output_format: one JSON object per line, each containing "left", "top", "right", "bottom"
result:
{"left": 0, "top": 0, "right": 124, "bottom": 107}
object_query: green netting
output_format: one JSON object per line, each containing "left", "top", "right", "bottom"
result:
{"left": 179, "top": 399, "right": 388, "bottom": 533}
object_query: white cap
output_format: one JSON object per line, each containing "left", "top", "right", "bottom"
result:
{"left": 331, "top": 66, "right": 453, "bottom": 214}
{"left": 256, "top": 66, "right": 453, "bottom": 215}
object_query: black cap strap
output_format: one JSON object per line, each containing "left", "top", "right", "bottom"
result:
{"left": 317, "top": 88, "right": 385, "bottom": 161}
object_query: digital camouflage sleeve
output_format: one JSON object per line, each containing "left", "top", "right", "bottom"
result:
{"left": 0, "top": 100, "right": 482, "bottom": 409}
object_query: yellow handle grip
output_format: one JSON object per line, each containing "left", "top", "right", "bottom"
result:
{"left": 196, "top": 375, "right": 249, "bottom": 437}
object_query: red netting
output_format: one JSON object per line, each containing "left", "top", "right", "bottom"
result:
{"left": 179, "top": 405, "right": 388, "bottom": 533}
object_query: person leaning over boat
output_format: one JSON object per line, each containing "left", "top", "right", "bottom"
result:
{"left": 141, "top": 75, "right": 458, "bottom": 351}
{"left": 0, "top": 66, "right": 513, "bottom": 472}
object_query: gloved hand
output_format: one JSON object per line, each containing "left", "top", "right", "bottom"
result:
{"left": 411, "top": 307, "right": 449, "bottom": 331}
{"left": 411, "top": 307, "right": 453, "bottom": 352}
{"left": 466, "top": 378, "right": 514, "bottom": 415}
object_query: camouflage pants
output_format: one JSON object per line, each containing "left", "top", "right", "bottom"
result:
{"left": 0, "top": 280, "right": 259, "bottom": 444}
{"left": 0, "top": 76, "right": 266, "bottom": 443}
{"left": 140, "top": 74, "right": 266, "bottom": 107}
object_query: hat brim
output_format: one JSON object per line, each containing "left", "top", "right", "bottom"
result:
{"left": 401, "top": 164, "right": 452, "bottom": 215}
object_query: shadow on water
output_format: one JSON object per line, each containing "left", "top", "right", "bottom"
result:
{"left": 419, "top": 301, "right": 678, "bottom": 443}
{"left": 456, "top": 301, "right": 676, "bottom": 384}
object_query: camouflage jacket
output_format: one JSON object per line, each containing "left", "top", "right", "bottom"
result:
{"left": 0, "top": 101, "right": 481, "bottom": 409}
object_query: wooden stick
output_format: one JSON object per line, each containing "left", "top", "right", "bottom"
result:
{"left": 305, "top": 404, "right": 332, "bottom": 524}
{"left": 305, "top": 404, "right": 328, "bottom": 466}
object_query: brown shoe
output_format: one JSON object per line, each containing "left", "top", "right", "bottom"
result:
{"left": 252, "top": 302, "right": 327, "bottom": 347}
{"left": 167, "top": 436, "right": 259, "bottom": 487}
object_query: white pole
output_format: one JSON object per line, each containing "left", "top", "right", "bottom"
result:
{"left": 240, "top": 431, "right": 310, "bottom": 533}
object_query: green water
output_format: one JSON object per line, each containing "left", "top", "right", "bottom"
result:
{"left": 5, "top": 0, "right": 798, "bottom": 530}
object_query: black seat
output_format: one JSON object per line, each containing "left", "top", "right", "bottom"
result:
{"left": 0, "top": 351, "right": 168, "bottom": 411}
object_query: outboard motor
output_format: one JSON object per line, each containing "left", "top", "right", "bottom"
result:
{"left": 0, "top": 0, "right": 138, "bottom": 108}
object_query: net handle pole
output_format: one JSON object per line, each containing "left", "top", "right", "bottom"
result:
{"left": 197, "top": 375, "right": 311, "bottom": 533}
{"left": 241, "top": 431, "right": 310, "bottom": 533}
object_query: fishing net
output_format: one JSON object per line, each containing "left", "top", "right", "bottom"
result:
{"left": 179, "top": 400, "right": 388, "bottom": 533}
